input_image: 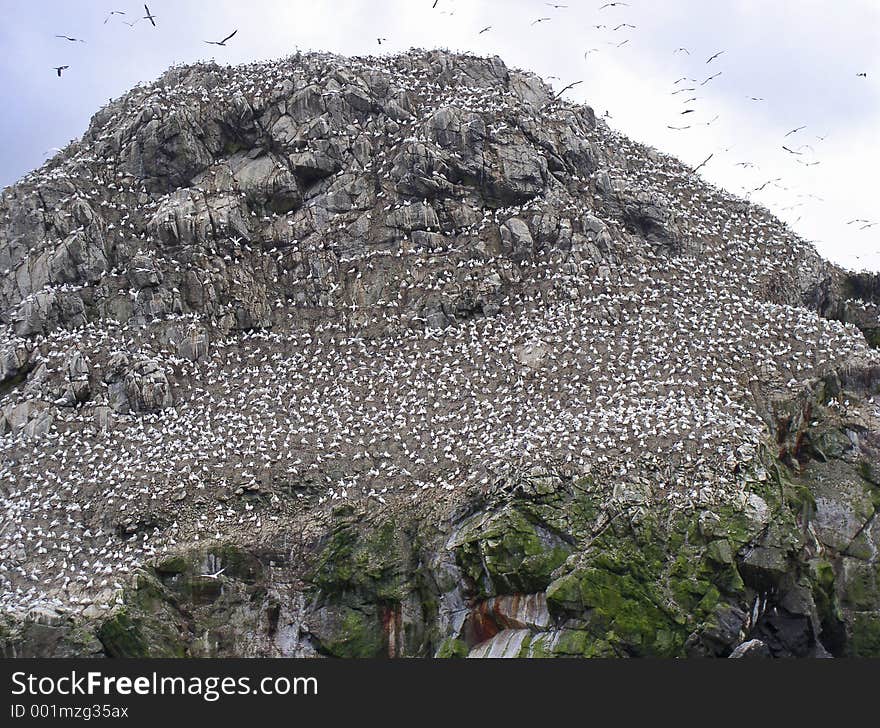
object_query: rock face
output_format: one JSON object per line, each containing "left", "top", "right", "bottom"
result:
{"left": 1, "top": 49, "right": 880, "bottom": 658}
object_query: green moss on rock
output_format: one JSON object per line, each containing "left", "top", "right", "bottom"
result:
{"left": 311, "top": 606, "right": 385, "bottom": 658}
{"left": 310, "top": 519, "right": 414, "bottom": 603}
{"left": 97, "top": 610, "right": 151, "bottom": 658}
{"left": 208, "top": 544, "right": 262, "bottom": 583}
{"left": 97, "top": 572, "right": 190, "bottom": 657}
{"left": 436, "top": 637, "right": 469, "bottom": 658}
{"left": 847, "top": 612, "right": 880, "bottom": 656}
{"left": 154, "top": 555, "right": 189, "bottom": 575}
{"left": 451, "top": 506, "right": 572, "bottom": 598}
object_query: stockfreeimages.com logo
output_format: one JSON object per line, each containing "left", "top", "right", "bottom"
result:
{"left": 11, "top": 671, "right": 318, "bottom": 703}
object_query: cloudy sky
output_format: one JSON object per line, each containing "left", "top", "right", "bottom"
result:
{"left": 1, "top": 0, "right": 877, "bottom": 268}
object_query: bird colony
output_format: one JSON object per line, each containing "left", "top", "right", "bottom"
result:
{"left": 0, "top": 49, "right": 877, "bottom": 622}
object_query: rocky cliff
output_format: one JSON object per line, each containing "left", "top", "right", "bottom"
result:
{"left": 2, "top": 49, "right": 880, "bottom": 658}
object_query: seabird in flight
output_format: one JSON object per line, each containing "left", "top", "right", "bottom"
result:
{"left": 143, "top": 4, "right": 157, "bottom": 26}
{"left": 784, "top": 126, "right": 806, "bottom": 137}
{"left": 554, "top": 80, "right": 583, "bottom": 98}
{"left": 103, "top": 10, "right": 125, "bottom": 24}
{"left": 205, "top": 30, "right": 238, "bottom": 46}
{"left": 53, "top": 65, "right": 69, "bottom": 77}
{"left": 706, "top": 50, "right": 725, "bottom": 64}
{"left": 479, "top": 26, "right": 492, "bottom": 34}
{"left": 700, "top": 71, "right": 722, "bottom": 85}
{"left": 599, "top": 2, "right": 630, "bottom": 8}
{"left": 199, "top": 568, "right": 226, "bottom": 579}
{"left": 753, "top": 178, "right": 781, "bottom": 192}
{"left": 693, "top": 154, "right": 714, "bottom": 173}
{"left": 532, "top": 17, "right": 552, "bottom": 25}
{"left": 55, "top": 35, "right": 85, "bottom": 43}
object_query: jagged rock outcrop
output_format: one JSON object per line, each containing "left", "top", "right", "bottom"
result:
{"left": 1, "top": 49, "right": 880, "bottom": 658}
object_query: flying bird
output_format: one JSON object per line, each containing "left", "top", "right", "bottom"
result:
{"left": 857, "top": 72, "right": 867, "bottom": 78}
{"left": 554, "top": 80, "right": 583, "bottom": 98}
{"left": 673, "top": 48, "right": 690, "bottom": 55}
{"left": 53, "top": 66, "right": 69, "bottom": 78}
{"left": 681, "top": 109, "right": 696, "bottom": 115}
{"left": 747, "top": 96, "right": 765, "bottom": 102}
{"left": 700, "top": 72, "right": 722, "bottom": 85}
{"left": 532, "top": 17, "right": 552, "bottom": 25}
{"left": 377, "top": 37, "right": 388, "bottom": 45}
{"left": 613, "top": 23, "right": 636, "bottom": 30}
{"left": 103, "top": 10, "right": 125, "bottom": 23}
{"left": 599, "top": 2, "right": 629, "bottom": 8}
{"left": 199, "top": 568, "right": 226, "bottom": 580}
{"left": 667, "top": 125, "right": 692, "bottom": 131}
{"left": 584, "top": 48, "right": 600, "bottom": 58}
{"left": 479, "top": 26, "right": 492, "bottom": 34}
{"left": 706, "top": 50, "right": 725, "bottom": 64}
{"left": 205, "top": 29, "right": 238, "bottom": 46}
{"left": 784, "top": 126, "right": 806, "bottom": 137}
{"left": 693, "top": 154, "right": 714, "bottom": 173}
{"left": 781, "top": 145, "right": 802, "bottom": 155}
{"left": 546, "top": 2, "right": 569, "bottom": 7}
{"left": 55, "top": 35, "right": 85, "bottom": 43}
{"left": 143, "top": 4, "right": 157, "bottom": 26}
{"left": 753, "top": 178, "right": 781, "bottom": 192}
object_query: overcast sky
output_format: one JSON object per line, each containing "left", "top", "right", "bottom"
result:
{"left": 1, "top": 0, "right": 878, "bottom": 269}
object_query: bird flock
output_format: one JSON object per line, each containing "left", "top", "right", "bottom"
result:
{"left": 0, "top": 9, "right": 873, "bottom": 623}
{"left": 46, "top": 2, "right": 876, "bottom": 253}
